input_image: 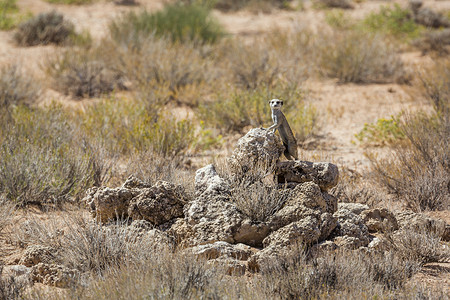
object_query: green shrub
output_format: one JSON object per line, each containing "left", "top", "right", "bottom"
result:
{"left": 363, "top": 4, "right": 422, "bottom": 40}
{"left": 355, "top": 115, "right": 406, "bottom": 146}
{"left": 14, "top": 11, "right": 74, "bottom": 46}
{"left": 0, "top": 106, "right": 107, "bottom": 206}
{"left": 319, "top": 30, "right": 408, "bottom": 84}
{"left": 109, "top": 2, "right": 225, "bottom": 45}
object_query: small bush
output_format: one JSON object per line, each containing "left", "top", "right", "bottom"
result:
{"left": 202, "top": 0, "right": 290, "bottom": 12}
{"left": 319, "top": 30, "right": 407, "bottom": 84}
{"left": 109, "top": 2, "right": 225, "bottom": 45}
{"left": 14, "top": 11, "right": 74, "bottom": 46}
{"left": 355, "top": 114, "right": 406, "bottom": 146}
{"left": 0, "top": 264, "right": 24, "bottom": 300}
{"left": 45, "top": 47, "right": 125, "bottom": 98}
{"left": 413, "top": 28, "right": 450, "bottom": 57}
{"left": 0, "top": 64, "right": 40, "bottom": 111}
{"left": 362, "top": 4, "right": 422, "bottom": 40}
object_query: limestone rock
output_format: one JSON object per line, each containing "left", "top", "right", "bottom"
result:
{"left": 337, "top": 203, "right": 369, "bottom": 215}
{"left": 128, "top": 181, "right": 186, "bottom": 225}
{"left": 228, "top": 128, "right": 283, "bottom": 174}
{"left": 84, "top": 186, "right": 135, "bottom": 223}
{"left": 269, "top": 182, "right": 328, "bottom": 230}
{"left": 19, "top": 245, "right": 56, "bottom": 267}
{"left": 361, "top": 208, "right": 398, "bottom": 233}
{"left": 31, "top": 263, "right": 79, "bottom": 288}
{"left": 332, "top": 207, "right": 370, "bottom": 248}
{"left": 122, "top": 175, "right": 152, "bottom": 189}
{"left": 276, "top": 161, "right": 339, "bottom": 192}
{"left": 263, "top": 216, "right": 322, "bottom": 248}
{"left": 187, "top": 241, "right": 254, "bottom": 261}
{"left": 323, "top": 192, "right": 338, "bottom": 214}
{"left": 207, "top": 257, "right": 247, "bottom": 276}
{"left": 194, "top": 164, "right": 230, "bottom": 197}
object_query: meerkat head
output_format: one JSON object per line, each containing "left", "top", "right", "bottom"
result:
{"left": 269, "top": 99, "right": 283, "bottom": 110}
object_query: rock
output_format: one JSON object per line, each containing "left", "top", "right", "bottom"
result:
{"left": 269, "top": 182, "right": 327, "bottom": 230}
{"left": 313, "top": 240, "right": 338, "bottom": 252}
{"left": 361, "top": 208, "right": 398, "bottom": 233}
{"left": 187, "top": 241, "right": 254, "bottom": 261}
{"left": 333, "top": 236, "right": 368, "bottom": 249}
{"left": 19, "top": 245, "right": 56, "bottom": 267}
{"left": 194, "top": 164, "right": 230, "bottom": 197}
{"left": 122, "top": 175, "right": 152, "bottom": 189}
{"left": 84, "top": 186, "right": 135, "bottom": 223}
{"left": 127, "top": 220, "right": 175, "bottom": 251}
{"left": 128, "top": 181, "right": 186, "bottom": 225}
{"left": 31, "top": 263, "right": 79, "bottom": 288}
{"left": 394, "top": 210, "right": 447, "bottom": 239}
{"left": 276, "top": 161, "right": 339, "bottom": 192}
{"left": 332, "top": 207, "right": 370, "bottom": 248}
{"left": 337, "top": 203, "right": 369, "bottom": 215}
{"left": 207, "top": 257, "right": 247, "bottom": 276}
{"left": 227, "top": 128, "right": 283, "bottom": 175}
{"left": 263, "top": 216, "right": 322, "bottom": 248}
{"left": 323, "top": 192, "right": 338, "bottom": 214}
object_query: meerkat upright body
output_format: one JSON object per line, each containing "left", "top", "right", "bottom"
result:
{"left": 267, "top": 99, "right": 298, "bottom": 160}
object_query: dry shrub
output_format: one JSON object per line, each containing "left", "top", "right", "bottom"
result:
{"left": 0, "top": 264, "right": 24, "bottom": 300}
{"left": 316, "top": 0, "right": 354, "bottom": 9}
{"left": 369, "top": 61, "right": 449, "bottom": 211}
{"left": 109, "top": 36, "right": 210, "bottom": 93}
{"left": 387, "top": 227, "right": 449, "bottom": 265}
{"left": 330, "top": 167, "right": 384, "bottom": 207}
{"left": 319, "top": 30, "right": 408, "bottom": 83}
{"left": 45, "top": 47, "right": 125, "bottom": 99}
{"left": 0, "top": 64, "right": 40, "bottom": 112}
{"left": 14, "top": 11, "right": 74, "bottom": 46}
{"left": 0, "top": 106, "right": 108, "bottom": 206}
{"left": 414, "top": 28, "right": 450, "bottom": 56}
{"left": 0, "top": 199, "right": 15, "bottom": 235}
{"left": 208, "top": 0, "right": 289, "bottom": 12}
{"left": 257, "top": 245, "right": 420, "bottom": 299}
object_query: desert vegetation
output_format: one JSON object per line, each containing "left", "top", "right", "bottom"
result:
{"left": 0, "top": 0, "right": 449, "bottom": 298}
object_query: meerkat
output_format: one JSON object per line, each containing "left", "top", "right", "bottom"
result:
{"left": 266, "top": 98, "right": 298, "bottom": 160}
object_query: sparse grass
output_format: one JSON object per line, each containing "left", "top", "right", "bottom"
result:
{"left": 109, "top": 2, "right": 225, "bottom": 45}
{"left": 355, "top": 114, "right": 406, "bottom": 147}
{"left": 14, "top": 11, "right": 75, "bottom": 46}
{"left": 319, "top": 30, "right": 408, "bottom": 84}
